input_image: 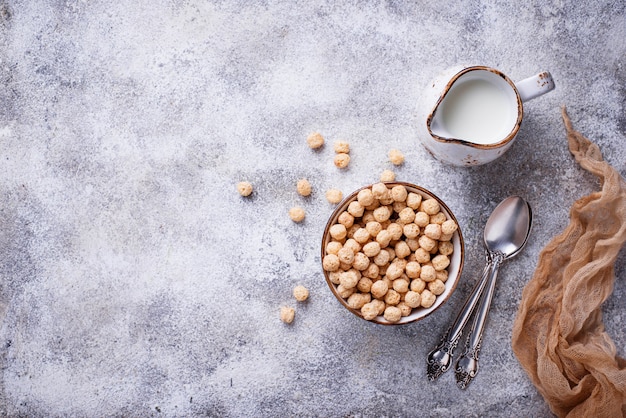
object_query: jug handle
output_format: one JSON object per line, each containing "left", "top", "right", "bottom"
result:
{"left": 515, "top": 71, "right": 555, "bottom": 102}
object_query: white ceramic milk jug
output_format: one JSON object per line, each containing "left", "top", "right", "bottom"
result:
{"left": 417, "top": 66, "right": 555, "bottom": 166}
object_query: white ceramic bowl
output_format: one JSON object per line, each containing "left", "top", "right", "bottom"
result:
{"left": 321, "top": 182, "right": 465, "bottom": 325}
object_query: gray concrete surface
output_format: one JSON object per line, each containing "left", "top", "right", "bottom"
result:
{"left": 1, "top": 1, "right": 625, "bottom": 416}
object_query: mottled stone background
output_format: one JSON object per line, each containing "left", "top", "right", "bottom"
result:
{"left": 1, "top": 0, "right": 625, "bottom": 416}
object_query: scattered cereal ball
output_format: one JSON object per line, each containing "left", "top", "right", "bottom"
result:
{"left": 323, "top": 254, "right": 340, "bottom": 272}
{"left": 289, "top": 206, "right": 305, "bottom": 223}
{"left": 326, "top": 241, "right": 342, "bottom": 255}
{"left": 420, "top": 265, "right": 437, "bottom": 282}
{"left": 438, "top": 241, "right": 454, "bottom": 256}
{"left": 329, "top": 224, "right": 347, "bottom": 240}
{"left": 307, "top": 132, "right": 324, "bottom": 149}
{"left": 347, "top": 200, "right": 365, "bottom": 218}
{"left": 371, "top": 182, "right": 388, "bottom": 199}
{"left": 326, "top": 188, "right": 343, "bottom": 204}
{"left": 406, "top": 192, "right": 422, "bottom": 209}
{"left": 347, "top": 292, "right": 370, "bottom": 310}
{"left": 404, "top": 291, "right": 421, "bottom": 308}
{"left": 296, "top": 179, "right": 312, "bottom": 197}
{"left": 410, "top": 278, "right": 426, "bottom": 293}
{"left": 421, "top": 198, "right": 441, "bottom": 215}
{"left": 334, "top": 153, "right": 350, "bottom": 168}
{"left": 388, "top": 149, "right": 405, "bottom": 165}
{"left": 424, "top": 223, "right": 442, "bottom": 240}
{"left": 361, "top": 302, "right": 379, "bottom": 320}
{"left": 391, "top": 185, "right": 408, "bottom": 202}
{"left": 362, "top": 241, "right": 382, "bottom": 257}
{"left": 338, "top": 211, "right": 354, "bottom": 228}
{"left": 420, "top": 289, "right": 436, "bottom": 308}
{"left": 334, "top": 141, "right": 350, "bottom": 154}
{"left": 280, "top": 306, "right": 295, "bottom": 324}
{"left": 442, "top": 219, "right": 458, "bottom": 235}
{"left": 405, "top": 261, "right": 421, "bottom": 279}
{"left": 357, "top": 188, "right": 375, "bottom": 207}
{"left": 237, "top": 181, "right": 253, "bottom": 197}
{"left": 384, "top": 306, "right": 402, "bottom": 322}
{"left": 380, "top": 169, "right": 395, "bottom": 182}
{"left": 432, "top": 254, "right": 451, "bottom": 271}
{"left": 370, "top": 280, "right": 389, "bottom": 299}
{"left": 384, "top": 289, "right": 401, "bottom": 305}
{"left": 293, "top": 285, "right": 309, "bottom": 301}
{"left": 428, "top": 279, "right": 446, "bottom": 296}
{"left": 393, "top": 278, "right": 409, "bottom": 293}
{"left": 338, "top": 247, "right": 355, "bottom": 265}
{"left": 397, "top": 302, "right": 412, "bottom": 317}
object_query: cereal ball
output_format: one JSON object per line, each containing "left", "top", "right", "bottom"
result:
{"left": 339, "top": 269, "right": 360, "bottom": 289}
{"left": 406, "top": 192, "right": 422, "bottom": 209}
{"left": 347, "top": 292, "right": 370, "bottom": 310}
{"left": 361, "top": 302, "right": 380, "bottom": 320}
{"left": 362, "top": 241, "right": 381, "bottom": 257}
{"left": 338, "top": 211, "right": 354, "bottom": 228}
{"left": 289, "top": 206, "right": 305, "bottom": 223}
{"left": 393, "top": 278, "right": 409, "bottom": 293}
{"left": 373, "top": 248, "right": 390, "bottom": 266}
{"left": 371, "top": 182, "right": 388, "bottom": 199}
{"left": 384, "top": 306, "right": 402, "bottom": 322}
{"left": 307, "top": 132, "right": 324, "bottom": 149}
{"left": 392, "top": 201, "right": 407, "bottom": 214}
{"left": 442, "top": 219, "right": 458, "bottom": 235}
{"left": 421, "top": 198, "right": 440, "bottom": 215}
{"left": 372, "top": 299, "right": 386, "bottom": 315}
{"left": 432, "top": 254, "right": 451, "bottom": 271}
{"left": 338, "top": 247, "right": 355, "bottom": 265}
{"left": 391, "top": 185, "right": 408, "bottom": 202}
{"left": 334, "top": 140, "right": 350, "bottom": 154}
{"left": 404, "top": 291, "right": 421, "bottom": 308}
{"left": 329, "top": 271, "right": 342, "bottom": 284}
{"left": 414, "top": 211, "right": 430, "bottom": 227}
{"left": 334, "top": 153, "right": 350, "bottom": 168}
{"left": 380, "top": 169, "right": 395, "bottom": 182}
{"left": 384, "top": 289, "right": 401, "bottom": 306}
{"left": 403, "top": 223, "right": 420, "bottom": 239}
{"left": 418, "top": 235, "right": 437, "bottom": 252}
{"left": 379, "top": 192, "right": 394, "bottom": 205}
{"left": 364, "top": 200, "right": 380, "bottom": 211}
{"left": 428, "top": 279, "right": 446, "bottom": 296}
{"left": 405, "top": 261, "right": 422, "bottom": 279}
{"left": 353, "top": 228, "right": 371, "bottom": 244}
{"left": 373, "top": 206, "right": 392, "bottom": 223}
{"left": 430, "top": 212, "right": 447, "bottom": 225}
{"left": 296, "top": 179, "right": 312, "bottom": 197}
{"left": 375, "top": 229, "right": 393, "bottom": 248}
{"left": 237, "top": 181, "right": 253, "bottom": 197}
{"left": 397, "top": 302, "right": 412, "bottom": 317}
{"left": 347, "top": 224, "right": 360, "bottom": 239}
{"left": 385, "top": 262, "right": 404, "bottom": 280}
{"left": 406, "top": 238, "right": 419, "bottom": 252}
{"left": 388, "top": 149, "right": 405, "bottom": 165}
{"left": 415, "top": 248, "right": 431, "bottom": 264}
{"left": 394, "top": 241, "right": 411, "bottom": 259}
{"left": 398, "top": 207, "right": 416, "bottom": 225}
{"left": 293, "top": 285, "right": 309, "bottom": 302}
{"left": 439, "top": 232, "right": 454, "bottom": 242}
{"left": 424, "top": 223, "right": 442, "bottom": 240}
{"left": 436, "top": 269, "right": 449, "bottom": 283}
{"left": 280, "top": 306, "right": 295, "bottom": 324}
{"left": 438, "top": 241, "right": 454, "bottom": 256}
{"left": 420, "top": 264, "right": 437, "bottom": 282}
{"left": 357, "top": 277, "right": 373, "bottom": 293}
{"left": 387, "top": 223, "right": 403, "bottom": 240}
{"left": 326, "top": 188, "right": 343, "bottom": 204}
{"left": 337, "top": 284, "right": 355, "bottom": 299}
{"left": 370, "top": 280, "right": 389, "bottom": 299}
{"left": 347, "top": 200, "right": 365, "bottom": 218}
{"left": 357, "top": 188, "right": 375, "bottom": 207}
{"left": 323, "top": 254, "right": 340, "bottom": 272}
{"left": 366, "top": 221, "right": 383, "bottom": 238}
{"left": 363, "top": 263, "right": 380, "bottom": 279}
{"left": 343, "top": 238, "right": 361, "bottom": 254}
{"left": 420, "top": 290, "right": 436, "bottom": 308}
{"left": 352, "top": 252, "right": 370, "bottom": 271}
{"left": 329, "top": 224, "right": 347, "bottom": 240}
{"left": 325, "top": 241, "right": 342, "bottom": 255}
{"left": 410, "top": 278, "right": 426, "bottom": 293}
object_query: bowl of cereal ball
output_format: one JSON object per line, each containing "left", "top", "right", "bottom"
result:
{"left": 321, "top": 182, "right": 464, "bottom": 325}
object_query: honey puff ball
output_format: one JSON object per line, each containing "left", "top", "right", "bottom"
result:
{"left": 237, "top": 181, "right": 253, "bottom": 197}
{"left": 388, "top": 149, "right": 405, "bottom": 165}
{"left": 334, "top": 141, "right": 350, "bottom": 154}
{"left": 293, "top": 285, "right": 309, "bottom": 302}
{"left": 307, "top": 132, "right": 325, "bottom": 149}
{"left": 326, "top": 188, "right": 343, "bottom": 204}
{"left": 289, "top": 206, "right": 306, "bottom": 223}
{"left": 334, "top": 153, "right": 350, "bottom": 168}
{"left": 296, "top": 179, "right": 312, "bottom": 196}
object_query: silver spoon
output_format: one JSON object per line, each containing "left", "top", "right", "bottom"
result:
{"left": 454, "top": 196, "right": 532, "bottom": 389}
{"left": 426, "top": 196, "right": 532, "bottom": 383}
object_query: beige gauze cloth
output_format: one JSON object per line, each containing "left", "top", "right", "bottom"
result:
{"left": 511, "top": 108, "right": 626, "bottom": 418}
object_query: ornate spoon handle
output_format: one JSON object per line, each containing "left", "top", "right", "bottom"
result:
{"left": 454, "top": 251, "right": 504, "bottom": 389}
{"left": 426, "top": 256, "right": 492, "bottom": 381}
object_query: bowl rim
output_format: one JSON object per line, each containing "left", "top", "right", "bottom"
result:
{"left": 320, "top": 181, "right": 465, "bottom": 325}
